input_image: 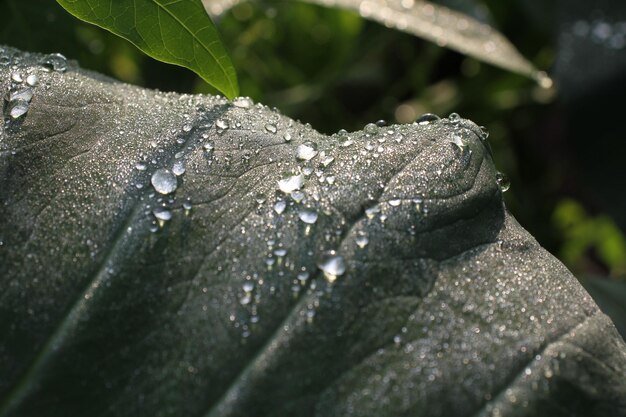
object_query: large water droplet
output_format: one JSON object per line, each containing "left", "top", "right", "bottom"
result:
{"left": 151, "top": 169, "right": 178, "bottom": 195}
{"left": 355, "top": 233, "right": 369, "bottom": 248}
{"left": 242, "top": 281, "right": 255, "bottom": 293}
{"left": 298, "top": 208, "right": 318, "bottom": 224}
{"left": 278, "top": 173, "right": 305, "bottom": 193}
{"left": 415, "top": 113, "right": 440, "bottom": 125}
{"left": 216, "top": 119, "right": 229, "bottom": 131}
{"left": 389, "top": 199, "right": 401, "bottom": 207}
{"left": 41, "top": 53, "right": 68, "bottom": 72}
{"left": 283, "top": 132, "right": 292, "bottom": 142}
{"left": 296, "top": 141, "right": 318, "bottom": 161}
{"left": 496, "top": 171, "right": 510, "bottom": 192}
{"left": 9, "top": 87, "right": 33, "bottom": 102}
{"left": 274, "top": 200, "right": 287, "bottom": 214}
{"left": 265, "top": 123, "right": 277, "bottom": 134}
{"left": 11, "top": 72, "right": 22, "bottom": 83}
{"left": 317, "top": 251, "right": 346, "bottom": 283}
{"left": 448, "top": 113, "right": 461, "bottom": 123}
{"left": 9, "top": 101, "right": 29, "bottom": 119}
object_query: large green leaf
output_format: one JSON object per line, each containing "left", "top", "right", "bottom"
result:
{"left": 0, "top": 46, "right": 625, "bottom": 417}
{"left": 56, "top": 0, "right": 238, "bottom": 98}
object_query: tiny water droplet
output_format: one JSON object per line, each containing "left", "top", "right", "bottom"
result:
{"left": 283, "top": 132, "right": 292, "bottom": 142}
{"left": 317, "top": 251, "right": 346, "bottom": 283}
{"left": 151, "top": 169, "right": 177, "bottom": 195}
{"left": 242, "top": 281, "right": 255, "bottom": 293}
{"left": 240, "top": 293, "right": 252, "bottom": 305}
{"left": 216, "top": 119, "right": 229, "bottom": 131}
{"left": 296, "top": 141, "right": 318, "bottom": 161}
{"left": 274, "top": 200, "right": 287, "bottom": 214}
{"left": 172, "top": 161, "right": 186, "bottom": 176}
{"left": 496, "top": 171, "right": 510, "bottom": 192}
{"left": 9, "top": 88, "right": 33, "bottom": 102}
{"left": 136, "top": 162, "right": 147, "bottom": 171}
{"left": 203, "top": 141, "right": 215, "bottom": 153}
{"left": 415, "top": 113, "right": 440, "bottom": 125}
{"left": 11, "top": 72, "right": 22, "bottom": 83}
{"left": 153, "top": 207, "right": 172, "bottom": 221}
{"left": 364, "top": 122, "right": 379, "bottom": 135}
{"left": 448, "top": 113, "right": 461, "bottom": 123}
{"left": 365, "top": 206, "right": 380, "bottom": 219}
{"left": 389, "top": 199, "right": 401, "bottom": 207}
{"left": 355, "top": 233, "right": 369, "bottom": 248}
{"left": 233, "top": 96, "right": 253, "bottom": 108}
{"left": 375, "top": 119, "right": 387, "bottom": 127}
{"left": 321, "top": 156, "right": 335, "bottom": 167}
{"left": 274, "top": 248, "right": 287, "bottom": 257}
{"left": 297, "top": 271, "right": 309, "bottom": 283}
{"left": 290, "top": 190, "right": 305, "bottom": 203}
{"left": 182, "top": 123, "right": 192, "bottom": 132}
{"left": 278, "top": 173, "right": 305, "bottom": 194}
{"left": 183, "top": 200, "right": 193, "bottom": 212}
{"left": 26, "top": 74, "right": 38, "bottom": 87}
{"left": 265, "top": 123, "right": 277, "bottom": 134}
{"left": 298, "top": 208, "right": 318, "bottom": 224}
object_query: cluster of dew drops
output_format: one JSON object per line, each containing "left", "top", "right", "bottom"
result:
{"left": 2, "top": 48, "right": 68, "bottom": 124}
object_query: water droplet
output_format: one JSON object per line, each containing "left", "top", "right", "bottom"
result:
{"left": 364, "top": 123, "right": 379, "bottom": 135}
{"left": 365, "top": 206, "right": 380, "bottom": 219}
{"left": 296, "top": 141, "right": 318, "bottom": 161}
{"left": 450, "top": 134, "right": 467, "bottom": 151}
{"left": 297, "top": 271, "right": 309, "bottom": 283}
{"left": 9, "top": 87, "right": 33, "bottom": 102}
{"left": 355, "top": 233, "right": 369, "bottom": 248}
{"left": 182, "top": 123, "right": 192, "bottom": 132}
{"left": 153, "top": 206, "right": 172, "bottom": 221}
{"left": 11, "top": 72, "right": 22, "bottom": 83}
{"left": 183, "top": 200, "right": 193, "bottom": 212}
{"left": 41, "top": 53, "right": 68, "bottom": 72}
{"left": 274, "top": 200, "right": 287, "bottom": 214}
{"left": 448, "top": 113, "right": 461, "bottom": 123}
{"left": 265, "top": 123, "right": 277, "bottom": 134}
{"left": 478, "top": 126, "right": 489, "bottom": 140}
{"left": 172, "top": 161, "right": 186, "bottom": 176}
{"left": 136, "top": 161, "right": 147, "bottom": 171}
{"left": 216, "top": 119, "right": 229, "bottom": 131}
{"left": 496, "top": 171, "right": 510, "bottom": 192}
{"left": 317, "top": 251, "right": 346, "bottom": 283}
{"left": 151, "top": 169, "right": 178, "bottom": 195}
{"left": 375, "top": 119, "right": 387, "bottom": 127}
{"left": 203, "top": 141, "right": 215, "bottom": 153}
{"left": 283, "top": 132, "right": 292, "bottom": 142}
{"left": 298, "top": 208, "right": 318, "bottom": 224}
{"left": 240, "top": 293, "right": 252, "bottom": 305}
{"left": 389, "top": 199, "right": 401, "bottom": 207}
{"left": 9, "top": 101, "right": 29, "bottom": 119}
{"left": 233, "top": 96, "right": 253, "bottom": 108}
{"left": 26, "top": 74, "right": 38, "bottom": 87}
{"left": 278, "top": 173, "right": 305, "bottom": 194}
{"left": 274, "top": 248, "right": 287, "bottom": 257}
{"left": 321, "top": 156, "right": 335, "bottom": 167}
{"left": 242, "top": 281, "right": 255, "bottom": 293}
{"left": 290, "top": 190, "right": 305, "bottom": 203}
{"left": 415, "top": 113, "right": 440, "bottom": 125}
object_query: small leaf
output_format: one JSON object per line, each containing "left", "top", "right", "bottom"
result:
{"left": 56, "top": 0, "right": 239, "bottom": 98}
{"left": 205, "top": 0, "right": 551, "bottom": 86}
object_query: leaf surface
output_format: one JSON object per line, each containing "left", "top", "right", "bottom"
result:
{"left": 56, "top": 0, "right": 238, "bottom": 98}
{"left": 0, "top": 46, "right": 625, "bottom": 417}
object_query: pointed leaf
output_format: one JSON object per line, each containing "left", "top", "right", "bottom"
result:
{"left": 56, "top": 0, "right": 239, "bottom": 98}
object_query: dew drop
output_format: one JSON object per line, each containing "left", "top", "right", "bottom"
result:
{"left": 203, "top": 141, "right": 215, "bottom": 153}
{"left": 450, "top": 134, "right": 467, "bottom": 151}
{"left": 297, "top": 271, "right": 309, "bottom": 283}
{"left": 389, "top": 199, "right": 401, "bottom": 207}
{"left": 298, "top": 208, "right": 318, "bottom": 224}
{"left": 9, "top": 101, "right": 29, "bottom": 119}
{"left": 9, "top": 87, "right": 33, "bottom": 102}
{"left": 240, "top": 293, "right": 252, "bottom": 305}
{"left": 365, "top": 206, "right": 380, "bottom": 219}
{"left": 26, "top": 74, "right": 38, "bottom": 87}
{"left": 151, "top": 169, "right": 178, "bottom": 195}
{"left": 283, "top": 132, "right": 292, "bottom": 142}
{"left": 415, "top": 113, "right": 440, "bottom": 125}
{"left": 11, "top": 72, "right": 22, "bottom": 83}
{"left": 296, "top": 141, "right": 318, "bottom": 161}
{"left": 496, "top": 171, "right": 510, "bottom": 192}
{"left": 265, "top": 123, "right": 277, "bottom": 134}
{"left": 364, "top": 122, "right": 379, "bottom": 135}
{"left": 290, "top": 190, "right": 305, "bottom": 203}
{"left": 355, "top": 233, "right": 369, "bottom": 249}
{"left": 153, "top": 207, "right": 172, "bottom": 222}
{"left": 41, "top": 53, "right": 68, "bottom": 72}
{"left": 317, "top": 251, "right": 346, "bottom": 283}
{"left": 274, "top": 200, "right": 287, "bottom": 214}
{"left": 233, "top": 96, "right": 253, "bottom": 108}
{"left": 183, "top": 200, "right": 193, "bottom": 212}
{"left": 448, "top": 113, "right": 461, "bottom": 123}
{"left": 321, "top": 156, "right": 335, "bottom": 167}
{"left": 274, "top": 248, "right": 287, "bottom": 257}
{"left": 172, "top": 161, "right": 186, "bottom": 176}
{"left": 216, "top": 119, "right": 229, "bottom": 131}
{"left": 242, "top": 281, "right": 255, "bottom": 293}
{"left": 182, "top": 123, "right": 192, "bottom": 133}
{"left": 135, "top": 161, "right": 147, "bottom": 171}
{"left": 278, "top": 173, "right": 305, "bottom": 194}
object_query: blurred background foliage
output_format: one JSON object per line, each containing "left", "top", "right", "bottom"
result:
{"left": 1, "top": 0, "right": 624, "bottom": 332}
